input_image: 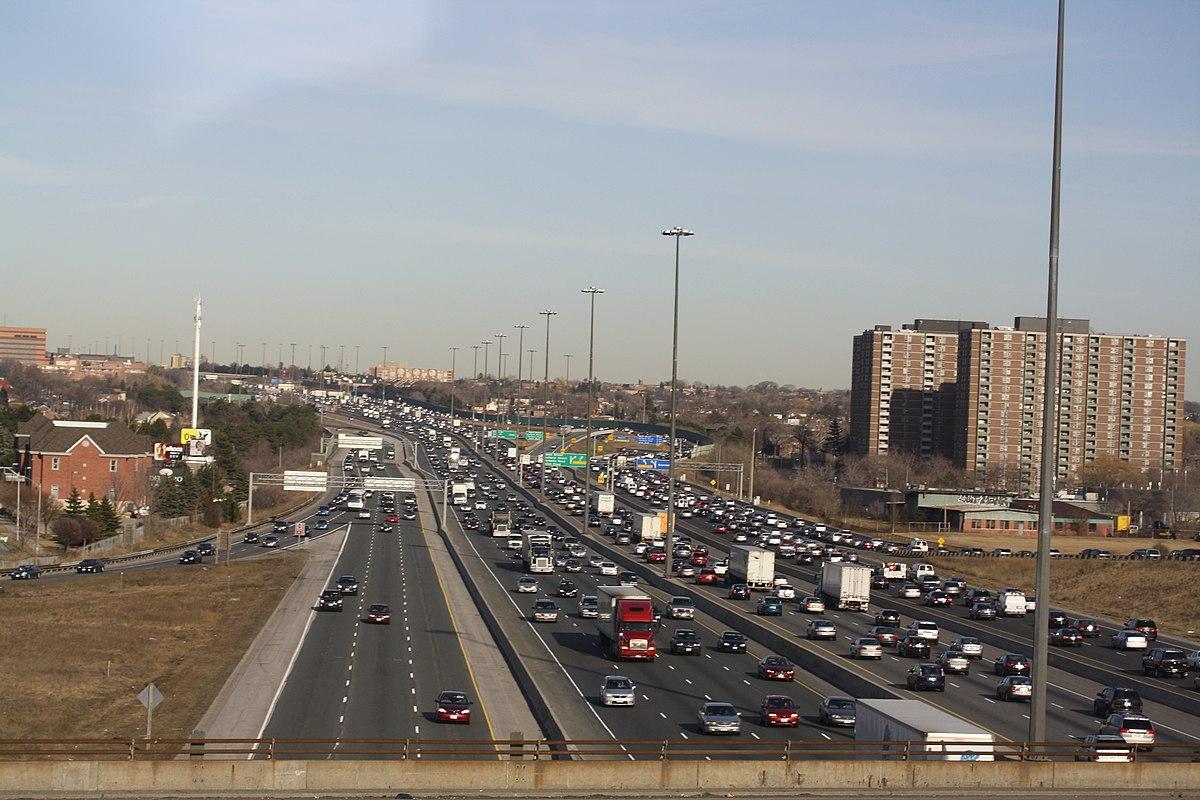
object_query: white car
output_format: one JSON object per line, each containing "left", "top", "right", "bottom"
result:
{"left": 898, "top": 583, "right": 922, "bottom": 599}
{"left": 775, "top": 584, "right": 796, "bottom": 601}
{"left": 712, "top": 560, "right": 729, "bottom": 576}
{"left": 801, "top": 596, "right": 826, "bottom": 613}
{"left": 773, "top": 576, "right": 790, "bottom": 588}
{"left": 506, "top": 535, "right": 523, "bottom": 550}
{"left": 516, "top": 578, "right": 539, "bottom": 593}
{"left": 1112, "top": 630, "right": 1149, "bottom": 650}
{"left": 475, "top": 500, "right": 488, "bottom": 510}
{"left": 908, "top": 621, "right": 940, "bottom": 642}
{"left": 599, "top": 675, "right": 636, "bottom": 707}
{"left": 357, "top": 510, "right": 371, "bottom": 519}
{"left": 598, "top": 562, "right": 619, "bottom": 576}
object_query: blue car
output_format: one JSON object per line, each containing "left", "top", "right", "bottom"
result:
{"left": 314, "top": 519, "right": 329, "bottom": 531}
{"left": 317, "top": 506, "right": 331, "bottom": 516}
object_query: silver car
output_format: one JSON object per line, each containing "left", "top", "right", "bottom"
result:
{"left": 668, "top": 597, "right": 695, "bottom": 620}
{"left": 1099, "top": 713, "right": 1156, "bottom": 749}
{"left": 851, "top": 637, "right": 883, "bottom": 659}
{"left": 698, "top": 702, "right": 741, "bottom": 735}
{"left": 599, "top": 675, "right": 636, "bottom": 707}
{"left": 952, "top": 636, "right": 984, "bottom": 659}
{"left": 578, "top": 595, "right": 599, "bottom": 618}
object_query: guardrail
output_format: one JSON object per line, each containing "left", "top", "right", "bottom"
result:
{"left": 0, "top": 737, "right": 1195, "bottom": 762}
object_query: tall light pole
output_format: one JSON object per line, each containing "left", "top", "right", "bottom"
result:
{"left": 290, "top": 343, "right": 297, "bottom": 377}
{"left": 320, "top": 345, "right": 327, "bottom": 372}
{"left": 539, "top": 310, "right": 557, "bottom": 496}
{"left": 381, "top": 346, "right": 388, "bottom": 401}
{"left": 564, "top": 354, "right": 572, "bottom": 383}
{"left": 662, "top": 225, "right": 694, "bottom": 578}
{"left": 580, "top": 287, "right": 604, "bottom": 539}
{"left": 354, "top": 345, "right": 360, "bottom": 375}
{"left": 1030, "top": 0, "right": 1066, "bottom": 747}
{"left": 483, "top": 340, "right": 492, "bottom": 381}
{"left": 472, "top": 345, "right": 481, "bottom": 380}
{"left": 307, "top": 344, "right": 312, "bottom": 373}
{"left": 526, "top": 349, "right": 536, "bottom": 427}
{"left": 514, "top": 324, "right": 529, "bottom": 424}
{"left": 494, "top": 333, "right": 508, "bottom": 423}
{"left": 449, "top": 347, "right": 459, "bottom": 420}
{"left": 339, "top": 345, "right": 345, "bottom": 372}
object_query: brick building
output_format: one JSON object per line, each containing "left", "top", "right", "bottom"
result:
{"left": 14, "top": 416, "right": 153, "bottom": 510}
{"left": 851, "top": 317, "right": 1187, "bottom": 490}
{"left": 0, "top": 327, "right": 48, "bottom": 365}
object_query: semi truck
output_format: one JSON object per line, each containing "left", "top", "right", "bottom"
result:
{"left": 727, "top": 545, "right": 775, "bottom": 591}
{"left": 491, "top": 510, "right": 512, "bottom": 538}
{"left": 595, "top": 585, "right": 658, "bottom": 660}
{"left": 818, "top": 562, "right": 872, "bottom": 611}
{"left": 596, "top": 492, "right": 615, "bottom": 516}
{"left": 855, "top": 699, "right": 995, "bottom": 761}
{"left": 634, "top": 512, "right": 662, "bottom": 541}
{"left": 523, "top": 532, "right": 554, "bottom": 573}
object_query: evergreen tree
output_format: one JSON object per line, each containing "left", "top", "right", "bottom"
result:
{"left": 824, "top": 418, "right": 846, "bottom": 455}
{"left": 85, "top": 492, "right": 101, "bottom": 524}
{"left": 63, "top": 487, "right": 86, "bottom": 516}
{"left": 96, "top": 496, "right": 122, "bottom": 536}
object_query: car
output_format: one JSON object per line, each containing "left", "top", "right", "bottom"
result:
{"left": 1075, "top": 734, "right": 1133, "bottom": 763}
{"left": 997, "top": 675, "right": 1033, "bottom": 702}
{"left": 951, "top": 636, "right": 984, "bottom": 659}
{"left": 243, "top": 532, "right": 260, "bottom": 544}
{"left": 805, "top": 619, "right": 837, "bottom": 640}
{"left": 695, "top": 568, "right": 719, "bottom": 585}
{"left": 757, "top": 694, "right": 800, "bottom": 727}
{"left": 598, "top": 562, "right": 619, "bottom": 576}
{"left": 907, "top": 662, "right": 946, "bottom": 692}
{"left": 1068, "top": 618, "right": 1101, "bottom": 637}
{"left": 1099, "top": 713, "right": 1156, "bottom": 750}
{"left": 898, "top": 635, "right": 931, "bottom": 659}
{"left": 402, "top": 510, "right": 416, "bottom": 521}
{"left": 516, "top": 577, "right": 539, "bottom": 593}
{"left": 1112, "top": 630, "right": 1149, "bottom": 650}
{"left": 817, "top": 695, "right": 856, "bottom": 727}
{"left": 1123, "top": 618, "right": 1159, "bottom": 641}
{"left": 697, "top": 702, "right": 742, "bottom": 735}
{"left": 317, "top": 505, "right": 331, "bottom": 516}
{"left": 531, "top": 599, "right": 560, "bottom": 623}
{"left": 936, "top": 649, "right": 971, "bottom": 675}
{"left": 869, "top": 626, "right": 901, "bottom": 648}
{"left": 968, "top": 602, "right": 997, "bottom": 621}
{"left": 261, "top": 535, "right": 280, "bottom": 548}
{"left": 851, "top": 637, "right": 883, "bottom": 659}
{"left": 757, "top": 597, "right": 784, "bottom": 616}
{"left": 993, "top": 653, "right": 1030, "bottom": 676}
{"left": 800, "top": 596, "right": 826, "bottom": 613}
{"left": 272, "top": 519, "right": 289, "bottom": 533}
{"left": 1048, "top": 610, "right": 1069, "bottom": 628}
{"left": 1142, "top": 648, "right": 1189, "bottom": 678}
{"left": 670, "top": 628, "right": 703, "bottom": 655}
{"left": 1094, "top": 686, "right": 1144, "bottom": 717}
{"left": 317, "top": 589, "right": 343, "bottom": 611}
{"left": 718, "top": 631, "right": 748, "bottom": 653}
{"left": 563, "top": 558, "right": 582, "bottom": 573}
{"left": 357, "top": 510, "right": 371, "bottom": 519}
{"left": 556, "top": 580, "right": 579, "bottom": 598}
{"left": 962, "top": 588, "right": 993, "bottom": 607}
{"left": 314, "top": 519, "right": 329, "bottom": 531}
{"left": 599, "top": 675, "right": 636, "bottom": 707}
{"left": 924, "top": 590, "right": 954, "bottom": 607}
{"left": 337, "top": 575, "right": 359, "bottom": 595}
{"left": 578, "top": 595, "right": 599, "bottom": 618}
{"left": 907, "top": 621, "right": 939, "bottom": 642}
{"left": 378, "top": 523, "right": 394, "bottom": 533}
{"left": 897, "top": 583, "right": 922, "bottom": 599}
{"left": 673, "top": 563, "right": 696, "bottom": 578}
{"left": 874, "top": 608, "right": 901, "bottom": 627}
{"left": 773, "top": 582, "right": 796, "bottom": 600}
{"left": 617, "top": 572, "right": 638, "bottom": 586}
{"left": 9, "top": 564, "right": 42, "bottom": 580}
{"left": 366, "top": 603, "right": 391, "bottom": 624}
{"left": 757, "top": 655, "right": 795, "bottom": 681}
{"left": 195, "top": 541, "right": 216, "bottom": 557}
{"left": 668, "top": 597, "right": 695, "bottom": 619}
{"left": 178, "top": 550, "right": 200, "bottom": 564}
{"left": 434, "top": 690, "right": 472, "bottom": 723}
{"left": 728, "top": 584, "right": 751, "bottom": 600}
{"left": 75, "top": 558, "right": 104, "bottom": 573}
{"left": 1050, "top": 627, "right": 1085, "bottom": 647}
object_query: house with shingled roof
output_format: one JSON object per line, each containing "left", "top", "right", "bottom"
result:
{"left": 14, "top": 415, "right": 153, "bottom": 510}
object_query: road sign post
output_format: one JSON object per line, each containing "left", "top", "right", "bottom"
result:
{"left": 137, "top": 683, "right": 164, "bottom": 738}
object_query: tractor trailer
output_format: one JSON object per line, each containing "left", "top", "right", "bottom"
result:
{"left": 727, "top": 545, "right": 775, "bottom": 591}
{"left": 818, "top": 562, "right": 872, "bottom": 611}
{"left": 595, "top": 585, "right": 658, "bottom": 660}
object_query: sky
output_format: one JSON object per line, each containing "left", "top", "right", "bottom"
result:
{"left": 1, "top": 1, "right": 1197, "bottom": 396}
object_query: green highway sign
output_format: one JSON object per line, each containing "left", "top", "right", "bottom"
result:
{"left": 488, "top": 430, "right": 519, "bottom": 440}
{"left": 544, "top": 452, "right": 588, "bottom": 468}
{"left": 522, "top": 431, "right": 545, "bottom": 441}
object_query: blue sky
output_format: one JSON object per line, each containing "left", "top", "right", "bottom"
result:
{"left": 1, "top": 1, "right": 1196, "bottom": 395}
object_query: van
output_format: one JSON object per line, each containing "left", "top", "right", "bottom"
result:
{"left": 913, "top": 563, "right": 936, "bottom": 579}
{"left": 997, "top": 589, "right": 1027, "bottom": 617}
{"left": 908, "top": 539, "right": 929, "bottom": 553}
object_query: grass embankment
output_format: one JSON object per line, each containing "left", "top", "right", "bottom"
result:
{"left": 0, "top": 553, "right": 304, "bottom": 739}
{"left": 928, "top": 557, "right": 1200, "bottom": 637}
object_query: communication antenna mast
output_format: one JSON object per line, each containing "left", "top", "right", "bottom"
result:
{"left": 191, "top": 296, "right": 202, "bottom": 429}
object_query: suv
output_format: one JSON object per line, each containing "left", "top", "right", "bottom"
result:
{"left": 906, "top": 663, "right": 946, "bottom": 692}
{"left": 1142, "top": 648, "right": 1188, "bottom": 678}
{"left": 1123, "top": 618, "right": 1159, "bottom": 641}
{"left": 668, "top": 597, "right": 695, "bottom": 620}
{"left": 1093, "top": 687, "right": 1143, "bottom": 717}
{"left": 1098, "top": 713, "right": 1156, "bottom": 750}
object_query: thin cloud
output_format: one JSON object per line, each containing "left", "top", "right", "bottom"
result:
{"left": 0, "top": 154, "right": 77, "bottom": 186}
{"left": 111, "top": 194, "right": 198, "bottom": 211}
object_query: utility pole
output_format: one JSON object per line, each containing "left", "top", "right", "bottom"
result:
{"left": 662, "top": 225, "right": 694, "bottom": 578}
{"left": 580, "top": 287, "right": 604, "bottom": 540}
{"left": 749, "top": 427, "right": 757, "bottom": 502}
{"left": 190, "top": 297, "right": 202, "bottom": 429}
{"left": 564, "top": 354, "right": 572, "bottom": 383}
{"left": 354, "top": 344, "right": 360, "bottom": 375}
{"left": 472, "top": 345, "right": 480, "bottom": 381}
{"left": 449, "top": 347, "right": 459, "bottom": 419}
{"left": 539, "top": 310, "right": 557, "bottom": 498}
{"left": 526, "top": 349, "right": 535, "bottom": 428}
{"left": 482, "top": 340, "right": 492, "bottom": 380}
{"left": 290, "top": 343, "right": 297, "bottom": 377}
{"left": 1030, "top": 0, "right": 1066, "bottom": 747}
{"left": 514, "top": 323, "right": 529, "bottom": 424}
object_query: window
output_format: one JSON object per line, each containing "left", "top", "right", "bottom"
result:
{"left": 50, "top": 485, "right": 59, "bottom": 500}
{"left": 109, "top": 459, "right": 118, "bottom": 473}
{"left": 51, "top": 457, "right": 60, "bottom": 471}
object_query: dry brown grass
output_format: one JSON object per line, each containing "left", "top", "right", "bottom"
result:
{"left": 928, "top": 557, "right": 1200, "bottom": 637}
{"left": 0, "top": 553, "right": 305, "bottom": 739}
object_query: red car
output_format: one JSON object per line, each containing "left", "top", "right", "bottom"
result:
{"left": 434, "top": 690, "right": 472, "bottom": 724}
{"left": 712, "top": 524, "right": 728, "bottom": 534}
{"left": 646, "top": 549, "right": 667, "bottom": 563}
{"left": 757, "top": 655, "right": 795, "bottom": 681}
{"left": 693, "top": 545, "right": 709, "bottom": 557}
{"left": 386, "top": 514, "right": 399, "bottom": 523}
{"left": 366, "top": 603, "right": 391, "bottom": 624}
{"left": 760, "top": 694, "right": 800, "bottom": 727}
{"left": 695, "top": 568, "right": 719, "bottom": 585}
{"left": 689, "top": 553, "right": 709, "bottom": 567}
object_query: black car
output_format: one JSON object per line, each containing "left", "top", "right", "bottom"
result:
{"left": 993, "top": 653, "right": 1031, "bottom": 676}
{"left": 196, "top": 542, "right": 216, "bottom": 557}
{"left": 874, "top": 608, "right": 901, "bottom": 626}
{"left": 1093, "top": 686, "right": 1143, "bottom": 717}
{"left": 317, "top": 589, "right": 343, "bottom": 611}
{"left": 76, "top": 558, "right": 104, "bottom": 573}
{"left": 1068, "top": 618, "right": 1101, "bottom": 637}
{"left": 968, "top": 601, "right": 997, "bottom": 621}
{"left": 556, "top": 580, "right": 579, "bottom": 598}
{"left": 336, "top": 575, "right": 359, "bottom": 595}
{"left": 728, "top": 583, "right": 751, "bottom": 600}
{"left": 906, "top": 663, "right": 946, "bottom": 692}
{"left": 1050, "top": 627, "right": 1085, "bottom": 647}
{"left": 178, "top": 550, "right": 201, "bottom": 564}
{"left": 1142, "top": 648, "right": 1188, "bottom": 678}
{"left": 897, "top": 635, "right": 931, "bottom": 658}
{"left": 1048, "top": 610, "right": 1069, "bottom": 628}
{"left": 670, "top": 628, "right": 704, "bottom": 655}
{"left": 718, "top": 631, "right": 748, "bottom": 653}
{"left": 9, "top": 564, "right": 41, "bottom": 580}
{"left": 243, "top": 532, "right": 260, "bottom": 544}
{"left": 272, "top": 519, "right": 289, "bottom": 533}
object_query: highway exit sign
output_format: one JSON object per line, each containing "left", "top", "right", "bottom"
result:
{"left": 488, "top": 430, "right": 519, "bottom": 440}
{"left": 522, "top": 431, "right": 544, "bottom": 441}
{"left": 544, "top": 452, "right": 588, "bottom": 468}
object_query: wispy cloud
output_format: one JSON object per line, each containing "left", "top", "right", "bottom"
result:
{"left": 0, "top": 154, "right": 77, "bottom": 186}
{"left": 110, "top": 194, "right": 197, "bottom": 211}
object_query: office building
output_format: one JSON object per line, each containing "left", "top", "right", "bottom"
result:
{"left": 0, "top": 327, "right": 48, "bottom": 365}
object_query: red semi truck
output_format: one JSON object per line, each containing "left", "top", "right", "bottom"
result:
{"left": 595, "top": 585, "right": 658, "bottom": 660}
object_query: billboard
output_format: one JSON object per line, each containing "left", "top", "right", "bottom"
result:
{"left": 153, "top": 443, "right": 185, "bottom": 462}
{"left": 181, "top": 428, "right": 213, "bottom": 457}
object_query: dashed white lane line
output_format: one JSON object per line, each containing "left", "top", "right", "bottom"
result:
{"left": 641, "top": 695, "right": 650, "bottom": 701}
{"left": 704, "top": 694, "right": 712, "bottom": 700}
{"left": 820, "top": 732, "right": 831, "bottom": 740}
{"left": 411, "top": 687, "right": 416, "bottom": 695}
{"left": 750, "top": 732, "right": 760, "bottom": 739}
{"left": 667, "top": 664, "right": 675, "bottom": 670}
{"left": 723, "top": 666, "right": 730, "bottom": 671}
{"left": 659, "top": 712, "right": 667, "bottom": 719}
{"left": 412, "top": 705, "right": 418, "bottom": 713}
{"left": 345, "top": 679, "right": 351, "bottom": 687}
{"left": 948, "top": 682, "right": 960, "bottom": 688}
{"left": 742, "top": 679, "right": 751, "bottom": 685}
{"left": 342, "top": 696, "right": 348, "bottom": 703}
{"left": 984, "top": 698, "right": 996, "bottom": 704}
{"left": 1052, "top": 702, "right": 1065, "bottom": 709}
{"left": 684, "top": 678, "right": 692, "bottom": 685}
{"left": 339, "top": 715, "right": 344, "bottom": 723}
{"left": 679, "top": 732, "right": 689, "bottom": 739}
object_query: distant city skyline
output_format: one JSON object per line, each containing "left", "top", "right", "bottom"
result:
{"left": 2, "top": 2, "right": 1196, "bottom": 396}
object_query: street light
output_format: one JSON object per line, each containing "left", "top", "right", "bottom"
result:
{"left": 539, "top": 310, "right": 558, "bottom": 497}
{"left": 482, "top": 340, "right": 491, "bottom": 380}
{"left": 580, "top": 287, "right": 604, "bottom": 540}
{"left": 515, "top": 323, "right": 529, "bottom": 424}
{"left": 526, "top": 349, "right": 536, "bottom": 427}
{"left": 472, "top": 345, "right": 481, "bottom": 381}
{"left": 381, "top": 346, "right": 388, "bottom": 401}
{"left": 449, "top": 347, "right": 459, "bottom": 420}
{"left": 662, "top": 225, "right": 694, "bottom": 578}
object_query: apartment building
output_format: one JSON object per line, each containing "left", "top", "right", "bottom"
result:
{"left": 0, "top": 326, "right": 48, "bottom": 365}
{"left": 852, "top": 317, "right": 1186, "bottom": 490}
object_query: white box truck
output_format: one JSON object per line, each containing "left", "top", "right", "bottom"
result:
{"left": 452, "top": 483, "right": 468, "bottom": 506}
{"left": 880, "top": 562, "right": 908, "bottom": 582}
{"left": 596, "top": 492, "right": 615, "bottom": 516}
{"left": 855, "top": 699, "right": 994, "bottom": 761}
{"left": 634, "top": 512, "right": 661, "bottom": 541}
{"left": 997, "top": 589, "right": 1028, "bottom": 617}
{"left": 728, "top": 545, "right": 775, "bottom": 591}
{"left": 818, "top": 562, "right": 872, "bottom": 611}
